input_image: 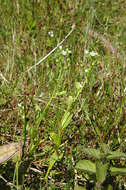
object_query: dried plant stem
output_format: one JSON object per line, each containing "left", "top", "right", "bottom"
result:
{"left": 26, "top": 24, "right": 75, "bottom": 73}
{"left": 0, "top": 175, "right": 17, "bottom": 189}
{"left": 0, "top": 70, "right": 9, "bottom": 84}
{"left": 86, "top": 28, "right": 121, "bottom": 60}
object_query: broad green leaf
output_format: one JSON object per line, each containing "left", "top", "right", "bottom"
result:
{"left": 96, "top": 161, "right": 108, "bottom": 184}
{"left": 49, "top": 152, "right": 59, "bottom": 168}
{"left": 106, "top": 150, "right": 126, "bottom": 160}
{"left": 50, "top": 132, "right": 61, "bottom": 147}
{"left": 45, "top": 151, "right": 59, "bottom": 181}
{"left": 61, "top": 111, "right": 73, "bottom": 130}
{"left": 75, "top": 160, "right": 96, "bottom": 174}
{"left": 110, "top": 166, "right": 126, "bottom": 176}
{"left": 83, "top": 148, "right": 101, "bottom": 159}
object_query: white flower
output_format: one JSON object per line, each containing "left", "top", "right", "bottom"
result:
{"left": 84, "top": 49, "right": 89, "bottom": 54}
{"left": 85, "top": 69, "right": 88, "bottom": 73}
{"left": 66, "top": 48, "right": 72, "bottom": 54}
{"left": 59, "top": 45, "right": 62, "bottom": 49}
{"left": 62, "top": 50, "right": 67, "bottom": 55}
{"left": 22, "top": 115, "right": 25, "bottom": 119}
{"left": 48, "top": 31, "right": 54, "bottom": 37}
{"left": 90, "top": 51, "right": 98, "bottom": 56}
{"left": 18, "top": 103, "right": 21, "bottom": 107}
{"left": 79, "top": 83, "right": 83, "bottom": 88}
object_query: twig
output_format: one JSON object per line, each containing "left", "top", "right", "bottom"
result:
{"left": 26, "top": 24, "right": 75, "bottom": 73}
{"left": 29, "top": 167, "right": 42, "bottom": 174}
{"left": 0, "top": 175, "right": 17, "bottom": 189}
{"left": 85, "top": 28, "right": 121, "bottom": 60}
{"left": 0, "top": 70, "right": 9, "bottom": 84}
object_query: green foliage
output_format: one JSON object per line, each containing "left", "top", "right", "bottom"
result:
{"left": 110, "top": 167, "right": 126, "bottom": 176}
{"left": 76, "top": 160, "right": 96, "bottom": 174}
{"left": 0, "top": 0, "right": 126, "bottom": 189}
{"left": 96, "top": 161, "right": 108, "bottom": 184}
{"left": 76, "top": 143, "right": 126, "bottom": 189}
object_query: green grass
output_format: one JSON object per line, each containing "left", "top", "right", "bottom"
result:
{"left": 0, "top": 0, "right": 126, "bottom": 189}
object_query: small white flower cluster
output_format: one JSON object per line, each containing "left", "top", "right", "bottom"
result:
{"left": 62, "top": 50, "right": 67, "bottom": 56}
{"left": 59, "top": 46, "right": 72, "bottom": 56}
{"left": 59, "top": 45, "right": 62, "bottom": 49}
{"left": 18, "top": 103, "right": 22, "bottom": 107}
{"left": 84, "top": 49, "right": 98, "bottom": 56}
{"left": 48, "top": 31, "right": 54, "bottom": 37}
{"left": 85, "top": 69, "right": 88, "bottom": 73}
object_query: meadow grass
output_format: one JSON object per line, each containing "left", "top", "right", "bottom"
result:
{"left": 0, "top": 0, "right": 126, "bottom": 189}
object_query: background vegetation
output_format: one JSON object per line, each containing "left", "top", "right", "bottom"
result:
{"left": 0, "top": 0, "right": 126, "bottom": 189}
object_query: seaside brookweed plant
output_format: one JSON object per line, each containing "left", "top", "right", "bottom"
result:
{"left": 44, "top": 51, "right": 98, "bottom": 183}
{"left": 1, "top": 1, "right": 126, "bottom": 189}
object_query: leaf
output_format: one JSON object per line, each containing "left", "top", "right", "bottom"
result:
{"left": 49, "top": 152, "right": 59, "bottom": 168}
{"left": 60, "top": 111, "right": 73, "bottom": 130}
{"left": 106, "top": 150, "right": 126, "bottom": 160}
{"left": 75, "top": 160, "right": 96, "bottom": 174}
{"left": 96, "top": 161, "right": 108, "bottom": 184}
{"left": 45, "top": 151, "right": 63, "bottom": 181}
{"left": 110, "top": 166, "right": 126, "bottom": 176}
{"left": 107, "top": 184, "right": 113, "bottom": 190}
{"left": 83, "top": 148, "right": 101, "bottom": 159}
{"left": 50, "top": 132, "right": 61, "bottom": 147}
{"left": 45, "top": 151, "right": 59, "bottom": 181}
